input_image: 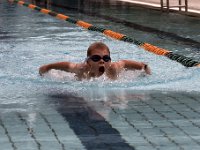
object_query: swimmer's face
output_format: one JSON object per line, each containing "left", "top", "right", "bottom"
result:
{"left": 87, "top": 48, "right": 111, "bottom": 74}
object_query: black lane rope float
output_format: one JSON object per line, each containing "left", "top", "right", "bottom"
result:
{"left": 10, "top": 0, "right": 200, "bottom": 68}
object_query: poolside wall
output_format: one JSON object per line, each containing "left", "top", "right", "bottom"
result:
{"left": 49, "top": 0, "right": 200, "bottom": 17}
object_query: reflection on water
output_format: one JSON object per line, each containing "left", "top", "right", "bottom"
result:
{"left": 1, "top": 0, "right": 200, "bottom": 107}
{"left": 84, "top": 88, "right": 150, "bottom": 110}
{"left": 46, "top": 92, "right": 136, "bottom": 150}
{"left": 30, "top": 0, "right": 200, "bottom": 54}
{"left": 1, "top": 2, "right": 200, "bottom": 150}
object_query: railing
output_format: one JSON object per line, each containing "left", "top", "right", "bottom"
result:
{"left": 160, "top": 0, "right": 188, "bottom": 12}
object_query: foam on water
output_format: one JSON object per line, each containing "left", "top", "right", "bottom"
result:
{"left": 42, "top": 62, "right": 200, "bottom": 92}
{"left": 1, "top": 35, "right": 200, "bottom": 106}
{"left": 0, "top": 1, "right": 200, "bottom": 106}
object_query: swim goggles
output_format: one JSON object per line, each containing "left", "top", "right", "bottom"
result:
{"left": 88, "top": 55, "right": 111, "bottom": 62}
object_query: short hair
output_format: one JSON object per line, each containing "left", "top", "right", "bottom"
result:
{"left": 87, "top": 42, "right": 110, "bottom": 56}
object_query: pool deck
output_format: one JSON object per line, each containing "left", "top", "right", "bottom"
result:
{"left": 118, "top": 0, "right": 200, "bottom": 17}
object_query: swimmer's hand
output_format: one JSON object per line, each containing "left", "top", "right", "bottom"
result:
{"left": 39, "top": 65, "right": 49, "bottom": 76}
{"left": 143, "top": 64, "right": 151, "bottom": 75}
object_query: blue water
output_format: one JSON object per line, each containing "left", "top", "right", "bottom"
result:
{"left": 1, "top": 0, "right": 200, "bottom": 106}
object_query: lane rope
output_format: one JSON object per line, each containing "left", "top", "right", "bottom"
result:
{"left": 9, "top": 0, "right": 200, "bottom": 67}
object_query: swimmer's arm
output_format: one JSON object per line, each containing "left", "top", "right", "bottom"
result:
{"left": 119, "top": 60, "right": 151, "bottom": 75}
{"left": 39, "top": 62, "right": 78, "bottom": 76}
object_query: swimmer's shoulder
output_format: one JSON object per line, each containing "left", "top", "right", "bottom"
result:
{"left": 110, "top": 61, "right": 125, "bottom": 70}
{"left": 73, "top": 62, "right": 90, "bottom": 74}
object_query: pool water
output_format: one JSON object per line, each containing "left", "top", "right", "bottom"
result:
{"left": 1, "top": 0, "right": 200, "bottom": 150}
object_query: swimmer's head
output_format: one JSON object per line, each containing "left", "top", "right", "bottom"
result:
{"left": 86, "top": 42, "right": 111, "bottom": 76}
{"left": 87, "top": 42, "right": 110, "bottom": 57}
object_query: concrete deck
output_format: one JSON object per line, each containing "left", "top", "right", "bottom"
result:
{"left": 119, "top": 0, "right": 200, "bottom": 16}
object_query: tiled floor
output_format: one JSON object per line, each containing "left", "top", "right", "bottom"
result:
{"left": 1, "top": 91, "right": 200, "bottom": 150}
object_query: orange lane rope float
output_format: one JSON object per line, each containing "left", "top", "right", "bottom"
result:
{"left": 10, "top": 0, "right": 200, "bottom": 67}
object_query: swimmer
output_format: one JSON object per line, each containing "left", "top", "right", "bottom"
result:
{"left": 39, "top": 42, "right": 151, "bottom": 80}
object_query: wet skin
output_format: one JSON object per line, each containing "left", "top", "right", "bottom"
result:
{"left": 86, "top": 48, "right": 111, "bottom": 78}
